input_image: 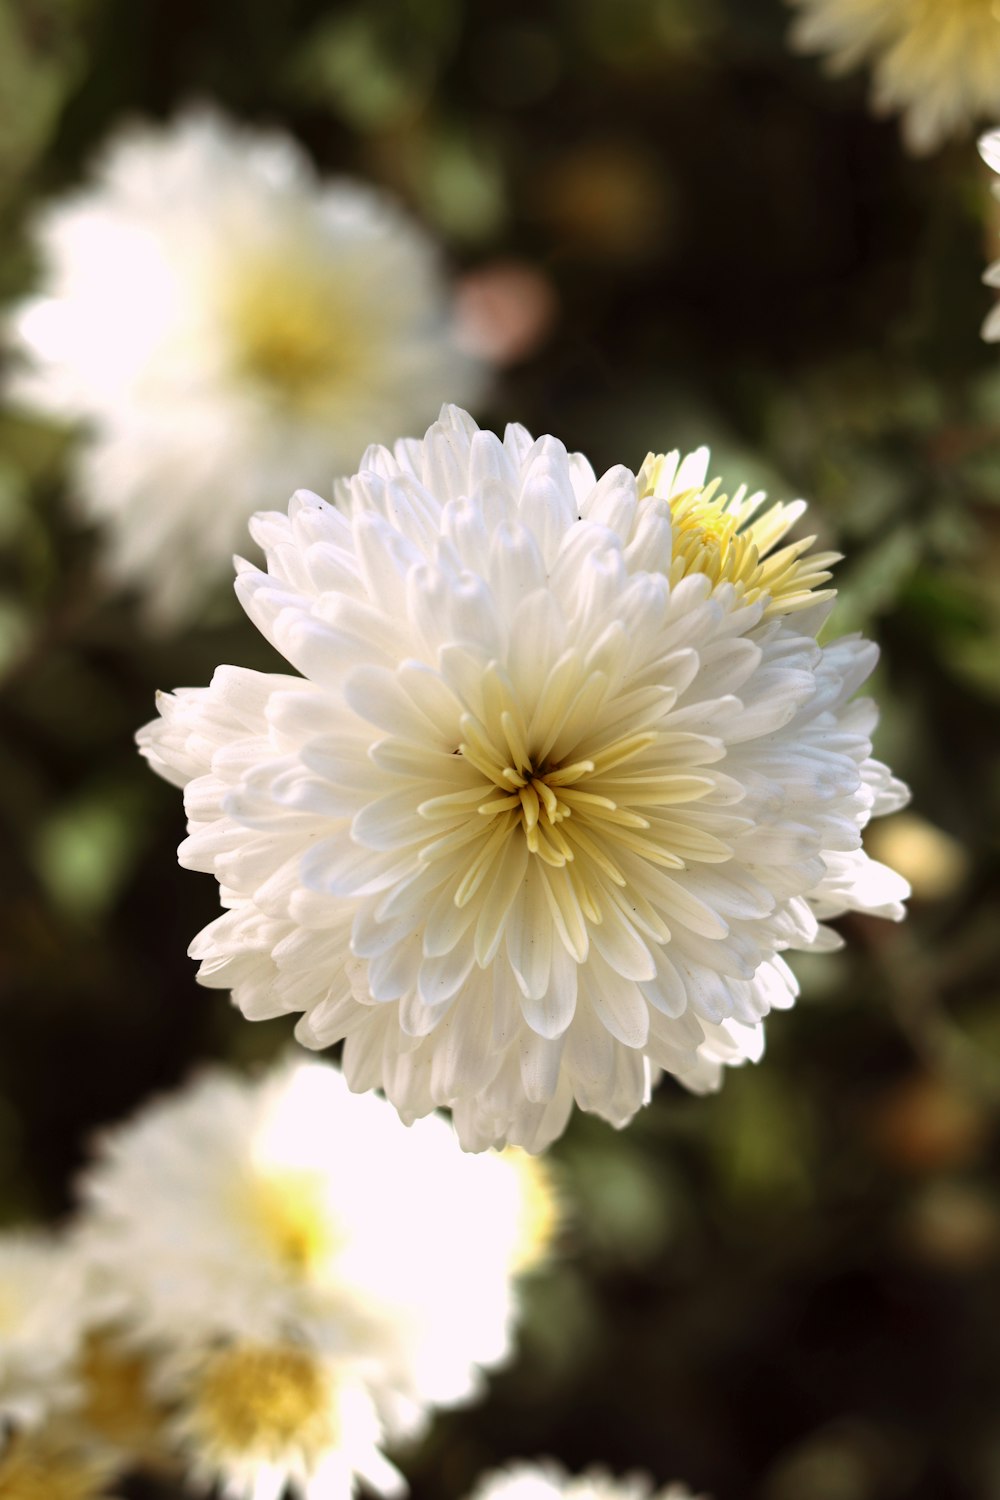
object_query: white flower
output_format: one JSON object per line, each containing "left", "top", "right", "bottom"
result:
{"left": 5, "top": 107, "right": 484, "bottom": 624}
{"left": 788, "top": 0, "right": 1000, "bottom": 154}
{"left": 465, "top": 1460, "right": 705, "bottom": 1500}
{"left": 79, "top": 1057, "right": 537, "bottom": 1440}
{"left": 138, "top": 405, "right": 909, "bottom": 1154}
{"left": 0, "top": 1232, "right": 90, "bottom": 1431}
{"left": 168, "top": 1338, "right": 403, "bottom": 1500}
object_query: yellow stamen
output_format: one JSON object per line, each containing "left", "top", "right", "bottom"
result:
{"left": 238, "top": 1167, "right": 341, "bottom": 1274}
{"left": 417, "top": 653, "right": 735, "bottom": 956}
{"left": 637, "top": 452, "right": 839, "bottom": 615}
{"left": 190, "top": 1343, "right": 335, "bottom": 1462}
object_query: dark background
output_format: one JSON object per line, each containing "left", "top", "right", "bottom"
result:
{"left": 2, "top": 2, "right": 1000, "bottom": 1497}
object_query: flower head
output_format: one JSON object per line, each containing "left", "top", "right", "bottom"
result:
{"left": 788, "top": 0, "right": 1000, "bottom": 153}
{"left": 465, "top": 1460, "right": 704, "bottom": 1500}
{"left": 139, "top": 406, "right": 909, "bottom": 1153}
{"left": 170, "top": 1338, "right": 402, "bottom": 1500}
{"left": 79, "top": 1056, "right": 539, "bottom": 1461}
{"left": 5, "top": 107, "right": 484, "bottom": 624}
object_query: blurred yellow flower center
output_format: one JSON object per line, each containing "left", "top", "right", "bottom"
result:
{"left": 192, "top": 1343, "right": 335, "bottom": 1460}
{"left": 224, "top": 263, "right": 357, "bottom": 402}
{"left": 0, "top": 1438, "right": 110, "bottom": 1500}
{"left": 244, "top": 1167, "right": 342, "bottom": 1274}
{"left": 78, "top": 1333, "right": 165, "bottom": 1455}
{"left": 637, "top": 452, "right": 839, "bottom": 617}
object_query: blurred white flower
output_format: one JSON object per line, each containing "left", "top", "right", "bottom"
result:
{"left": 168, "top": 1338, "right": 403, "bottom": 1500}
{"left": 465, "top": 1460, "right": 704, "bottom": 1500}
{"left": 138, "top": 405, "right": 909, "bottom": 1153}
{"left": 6, "top": 107, "right": 484, "bottom": 624}
{"left": 79, "top": 1056, "right": 547, "bottom": 1494}
{"left": 788, "top": 0, "right": 1000, "bottom": 154}
{"left": 0, "top": 1231, "right": 91, "bottom": 1431}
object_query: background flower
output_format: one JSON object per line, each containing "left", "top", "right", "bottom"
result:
{"left": 5, "top": 107, "right": 485, "bottom": 624}
{"left": 466, "top": 1461, "right": 703, "bottom": 1500}
{"left": 78, "top": 1055, "right": 555, "bottom": 1495}
{"left": 0, "top": 1230, "right": 154, "bottom": 1499}
{"left": 139, "top": 407, "right": 908, "bottom": 1152}
{"left": 788, "top": 0, "right": 1000, "bottom": 153}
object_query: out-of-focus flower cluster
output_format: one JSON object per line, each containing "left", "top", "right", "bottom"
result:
{"left": 0, "top": 1057, "right": 560, "bottom": 1500}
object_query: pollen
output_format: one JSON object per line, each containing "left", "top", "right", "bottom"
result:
{"left": 638, "top": 452, "right": 840, "bottom": 616}
{"left": 190, "top": 1342, "right": 336, "bottom": 1462}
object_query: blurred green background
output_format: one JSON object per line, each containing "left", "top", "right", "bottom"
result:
{"left": 2, "top": 1, "right": 1000, "bottom": 1498}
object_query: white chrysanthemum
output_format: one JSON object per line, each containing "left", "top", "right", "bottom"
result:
{"left": 138, "top": 406, "right": 909, "bottom": 1153}
{"left": 788, "top": 0, "right": 1000, "bottom": 153}
{"left": 79, "top": 1057, "right": 540, "bottom": 1426}
{"left": 466, "top": 1460, "right": 704, "bottom": 1500}
{"left": 0, "top": 1232, "right": 91, "bottom": 1431}
{"left": 168, "top": 1339, "right": 403, "bottom": 1500}
{"left": 5, "top": 107, "right": 483, "bottom": 624}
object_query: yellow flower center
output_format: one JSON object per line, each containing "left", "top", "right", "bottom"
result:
{"left": 637, "top": 452, "right": 839, "bottom": 616}
{"left": 0, "top": 1437, "right": 112, "bottom": 1500}
{"left": 456, "top": 718, "right": 663, "bottom": 884}
{"left": 190, "top": 1343, "right": 335, "bottom": 1463}
{"left": 418, "top": 661, "right": 726, "bottom": 963}
{"left": 241, "top": 1167, "right": 342, "bottom": 1275}
{"left": 223, "top": 259, "right": 361, "bottom": 405}
{"left": 77, "top": 1333, "right": 166, "bottom": 1457}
